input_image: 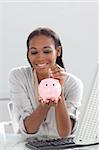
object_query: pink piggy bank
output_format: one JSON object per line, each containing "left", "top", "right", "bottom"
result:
{"left": 38, "top": 78, "right": 61, "bottom": 103}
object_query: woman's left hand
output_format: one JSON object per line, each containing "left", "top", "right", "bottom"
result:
{"left": 50, "top": 64, "right": 68, "bottom": 86}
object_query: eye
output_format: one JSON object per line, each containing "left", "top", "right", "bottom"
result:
{"left": 31, "top": 51, "right": 38, "bottom": 55}
{"left": 53, "top": 83, "right": 55, "bottom": 86}
{"left": 44, "top": 51, "right": 52, "bottom": 54}
{"left": 30, "top": 48, "right": 38, "bottom": 55}
{"left": 43, "top": 48, "right": 53, "bottom": 54}
{"left": 46, "top": 84, "right": 48, "bottom": 86}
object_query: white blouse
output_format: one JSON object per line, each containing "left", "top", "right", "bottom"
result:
{"left": 8, "top": 66, "right": 83, "bottom": 137}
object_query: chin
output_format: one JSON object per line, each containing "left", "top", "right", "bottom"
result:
{"left": 37, "top": 68, "right": 49, "bottom": 74}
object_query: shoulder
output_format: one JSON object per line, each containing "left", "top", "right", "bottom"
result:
{"left": 64, "top": 73, "right": 83, "bottom": 102}
{"left": 67, "top": 73, "right": 83, "bottom": 84}
{"left": 64, "top": 72, "right": 83, "bottom": 90}
{"left": 8, "top": 66, "right": 32, "bottom": 81}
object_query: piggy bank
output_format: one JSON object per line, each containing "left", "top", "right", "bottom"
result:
{"left": 38, "top": 78, "right": 61, "bottom": 103}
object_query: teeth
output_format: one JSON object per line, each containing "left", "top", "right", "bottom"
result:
{"left": 38, "top": 64, "right": 46, "bottom": 66}
{"left": 36, "top": 64, "right": 47, "bottom": 67}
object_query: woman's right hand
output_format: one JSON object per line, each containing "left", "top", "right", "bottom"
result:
{"left": 38, "top": 97, "right": 51, "bottom": 108}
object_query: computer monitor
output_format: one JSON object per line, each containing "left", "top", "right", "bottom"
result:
{"left": 74, "top": 62, "right": 99, "bottom": 144}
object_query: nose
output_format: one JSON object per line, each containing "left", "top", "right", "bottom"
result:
{"left": 38, "top": 52, "right": 45, "bottom": 60}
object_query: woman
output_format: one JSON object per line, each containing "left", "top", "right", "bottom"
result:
{"left": 9, "top": 27, "right": 83, "bottom": 138}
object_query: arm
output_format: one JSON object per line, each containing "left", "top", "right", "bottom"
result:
{"left": 24, "top": 102, "right": 50, "bottom": 134}
{"left": 50, "top": 64, "right": 73, "bottom": 137}
{"left": 8, "top": 67, "right": 51, "bottom": 134}
{"left": 50, "top": 64, "right": 83, "bottom": 138}
{"left": 55, "top": 92, "right": 73, "bottom": 138}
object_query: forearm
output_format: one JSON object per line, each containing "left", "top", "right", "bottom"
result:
{"left": 55, "top": 94, "right": 73, "bottom": 138}
{"left": 24, "top": 103, "right": 49, "bottom": 134}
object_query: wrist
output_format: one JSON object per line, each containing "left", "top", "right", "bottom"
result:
{"left": 39, "top": 102, "right": 50, "bottom": 110}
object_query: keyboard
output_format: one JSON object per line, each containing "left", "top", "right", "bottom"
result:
{"left": 25, "top": 136, "right": 75, "bottom": 150}
{"left": 25, "top": 136, "right": 99, "bottom": 150}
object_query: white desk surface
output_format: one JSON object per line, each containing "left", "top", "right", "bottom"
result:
{"left": 0, "top": 133, "right": 99, "bottom": 150}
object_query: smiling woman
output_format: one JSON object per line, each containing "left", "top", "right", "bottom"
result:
{"left": 26, "top": 28, "right": 65, "bottom": 83}
{"left": 8, "top": 27, "right": 83, "bottom": 138}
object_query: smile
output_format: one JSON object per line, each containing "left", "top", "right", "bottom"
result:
{"left": 36, "top": 63, "right": 48, "bottom": 68}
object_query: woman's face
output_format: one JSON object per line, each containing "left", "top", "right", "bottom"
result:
{"left": 28, "top": 35, "right": 60, "bottom": 76}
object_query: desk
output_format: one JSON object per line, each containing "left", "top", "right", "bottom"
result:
{"left": 0, "top": 134, "right": 99, "bottom": 150}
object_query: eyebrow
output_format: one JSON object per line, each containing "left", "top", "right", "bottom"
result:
{"left": 29, "top": 47, "right": 36, "bottom": 50}
{"left": 43, "top": 46, "right": 52, "bottom": 49}
{"left": 29, "top": 46, "right": 52, "bottom": 50}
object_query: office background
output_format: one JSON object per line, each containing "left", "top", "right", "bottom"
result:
{"left": 0, "top": 2, "right": 99, "bottom": 122}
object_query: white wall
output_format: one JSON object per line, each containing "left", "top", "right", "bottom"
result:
{"left": 0, "top": 2, "right": 98, "bottom": 111}
{"left": 97, "top": 2, "right": 99, "bottom": 62}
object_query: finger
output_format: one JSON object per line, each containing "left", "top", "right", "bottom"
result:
{"left": 52, "top": 71, "right": 67, "bottom": 79}
{"left": 54, "top": 96, "right": 62, "bottom": 104}
{"left": 48, "top": 68, "right": 54, "bottom": 78}
{"left": 45, "top": 99, "right": 50, "bottom": 104}
{"left": 50, "top": 64, "right": 59, "bottom": 72}
{"left": 38, "top": 97, "right": 43, "bottom": 102}
{"left": 51, "top": 98, "right": 56, "bottom": 102}
{"left": 46, "top": 98, "right": 55, "bottom": 102}
{"left": 58, "top": 96, "right": 62, "bottom": 101}
{"left": 52, "top": 70, "right": 66, "bottom": 76}
{"left": 49, "top": 65, "right": 63, "bottom": 78}
{"left": 51, "top": 67, "right": 64, "bottom": 77}
{"left": 51, "top": 64, "right": 64, "bottom": 72}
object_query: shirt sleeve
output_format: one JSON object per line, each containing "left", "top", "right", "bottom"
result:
{"left": 8, "top": 68, "right": 34, "bottom": 135}
{"left": 64, "top": 75, "right": 83, "bottom": 134}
